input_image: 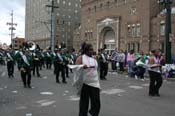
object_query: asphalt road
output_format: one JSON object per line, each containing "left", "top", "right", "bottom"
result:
{"left": 0, "top": 65, "right": 175, "bottom": 116}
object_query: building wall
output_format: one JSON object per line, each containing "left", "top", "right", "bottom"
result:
{"left": 25, "top": 0, "right": 81, "bottom": 50}
{"left": 81, "top": 0, "right": 175, "bottom": 56}
{"left": 150, "top": 14, "right": 175, "bottom": 56}
{"left": 25, "top": 0, "right": 50, "bottom": 49}
{"left": 13, "top": 37, "right": 25, "bottom": 50}
{"left": 56, "top": 0, "right": 81, "bottom": 50}
{"left": 73, "top": 27, "right": 81, "bottom": 52}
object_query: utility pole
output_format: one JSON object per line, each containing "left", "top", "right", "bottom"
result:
{"left": 158, "top": 0, "right": 173, "bottom": 63}
{"left": 46, "top": 0, "right": 59, "bottom": 52}
{"left": 7, "top": 10, "right": 17, "bottom": 48}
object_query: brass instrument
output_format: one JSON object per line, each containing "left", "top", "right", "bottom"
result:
{"left": 27, "top": 41, "right": 36, "bottom": 51}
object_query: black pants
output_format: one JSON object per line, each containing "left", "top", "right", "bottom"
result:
{"left": 137, "top": 66, "right": 146, "bottom": 79}
{"left": 39, "top": 59, "right": 43, "bottom": 70}
{"left": 119, "top": 62, "right": 124, "bottom": 72}
{"left": 53, "top": 61, "right": 56, "bottom": 74}
{"left": 55, "top": 64, "right": 66, "bottom": 83}
{"left": 7, "top": 61, "right": 14, "bottom": 77}
{"left": 65, "top": 64, "right": 69, "bottom": 77}
{"left": 79, "top": 84, "right": 100, "bottom": 116}
{"left": 33, "top": 61, "right": 40, "bottom": 77}
{"left": 100, "top": 62, "right": 108, "bottom": 79}
{"left": 21, "top": 68, "right": 31, "bottom": 87}
{"left": 111, "top": 61, "right": 117, "bottom": 70}
{"left": 46, "top": 59, "right": 52, "bottom": 69}
{"left": 148, "top": 71, "right": 163, "bottom": 95}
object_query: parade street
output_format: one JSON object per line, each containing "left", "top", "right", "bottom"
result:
{"left": 0, "top": 65, "right": 175, "bottom": 116}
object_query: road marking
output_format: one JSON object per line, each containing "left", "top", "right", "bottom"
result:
{"left": 12, "top": 91, "right": 18, "bottom": 94}
{"left": 16, "top": 106, "right": 27, "bottom": 110}
{"left": 68, "top": 95, "right": 80, "bottom": 101}
{"left": 40, "top": 92, "right": 54, "bottom": 95}
{"left": 142, "top": 83, "right": 149, "bottom": 87}
{"left": 125, "top": 75, "right": 129, "bottom": 78}
{"left": 26, "top": 113, "right": 32, "bottom": 116}
{"left": 40, "top": 101, "right": 56, "bottom": 107}
{"left": 0, "top": 88, "right": 3, "bottom": 90}
{"left": 101, "top": 89, "right": 126, "bottom": 95}
{"left": 36, "top": 99, "right": 49, "bottom": 104}
{"left": 36, "top": 99, "right": 56, "bottom": 107}
{"left": 63, "top": 94, "right": 67, "bottom": 96}
{"left": 42, "top": 76, "right": 48, "bottom": 79}
{"left": 64, "top": 90, "right": 69, "bottom": 93}
{"left": 117, "top": 94, "right": 123, "bottom": 97}
{"left": 129, "top": 85, "right": 143, "bottom": 89}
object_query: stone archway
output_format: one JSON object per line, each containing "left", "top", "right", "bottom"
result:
{"left": 99, "top": 27, "right": 116, "bottom": 54}
{"left": 97, "top": 17, "right": 119, "bottom": 53}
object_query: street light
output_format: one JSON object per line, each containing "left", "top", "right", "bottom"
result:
{"left": 158, "top": 0, "right": 173, "bottom": 63}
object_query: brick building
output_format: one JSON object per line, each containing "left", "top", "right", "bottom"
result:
{"left": 80, "top": 0, "right": 175, "bottom": 55}
{"left": 12, "top": 37, "right": 25, "bottom": 50}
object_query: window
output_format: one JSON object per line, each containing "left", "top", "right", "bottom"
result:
{"left": 135, "top": 43, "right": 140, "bottom": 53}
{"left": 130, "top": 7, "right": 137, "bottom": 15}
{"left": 160, "top": 42, "right": 165, "bottom": 53}
{"left": 131, "top": 24, "right": 136, "bottom": 37}
{"left": 75, "top": 10, "right": 78, "bottom": 14}
{"left": 160, "top": 21, "right": 165, "bottom": 36}
{"left": 127, "top": 25, "right": 132, "bottom": 37}
{"left": 128, "top": 23, "right": 141, "bottom": 37}
{"left": 136, "top": 23, "right": 141, "bottom": 37}
{"left": 75, "top": 3, "right": 78, "bottom": 7}
{"left": 131, "top": 43, "right": 135, "bottom": 50}
{"left": 127, "top": 43, "right": 130, "bottom": 52}
{"left": 85, "top": 32, "right": 87, "bottom": 37}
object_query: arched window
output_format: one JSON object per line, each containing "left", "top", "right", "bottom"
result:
{"left": 160, "top": 7, "right": 175, "bottom": 14}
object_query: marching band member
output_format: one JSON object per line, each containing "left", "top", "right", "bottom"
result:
{"left": 63, "top": 50, "right": 71, "bottom": 78}
{"left": 18, "top": 49, "right": 33, "bottom": 88}
{"left": 99, "top": 49, "right": 108, "bottom": 80}
{"left": 55, "top": 49, "right": 67, "bottom": 83}
{"left": 32, "top": 50, "right": 41, "bottom": 77}
{"left": 6, "top": 49, "right": 15, "bottom": 78}
{"left": 40, "top": 50, "right": 45, "bottom": 69}
{"left": 45, "top": 49, "right": 52, "bottom": 69}
{"left": 51, "top": 49, "right": 57, "bottom": 75}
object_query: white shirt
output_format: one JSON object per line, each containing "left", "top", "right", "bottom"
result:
{"left": 82, "top": 54, "right": 100, "bottom": 89}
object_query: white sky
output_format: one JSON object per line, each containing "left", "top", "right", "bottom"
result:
{"left": 0, "top": 0, "right": 25, "bottom": 45}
